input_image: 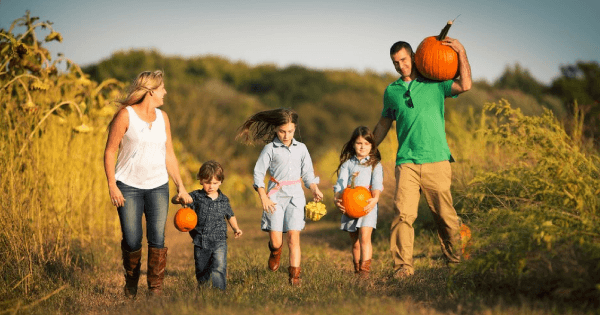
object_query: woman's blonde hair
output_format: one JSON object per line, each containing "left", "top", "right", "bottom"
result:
{"left": 108, "top": 70, "right": 164, "bottom": 129}
{"left": 118, "top": 70, "right": 164, "bottom": 106}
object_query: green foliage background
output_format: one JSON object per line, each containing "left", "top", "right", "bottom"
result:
{"left": 456, "top": 101, "right": 600, "bottom": 301}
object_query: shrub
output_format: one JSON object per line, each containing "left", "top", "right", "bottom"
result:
{"left": 455, "top": 100, "right": 600, "bottom": 303}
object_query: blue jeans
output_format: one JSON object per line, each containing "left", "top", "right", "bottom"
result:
{"left": 194, "top": 241, "right": 227, "bottom": 290}
{"left": 117, "top": 181, "right": 169, "bottom": 252}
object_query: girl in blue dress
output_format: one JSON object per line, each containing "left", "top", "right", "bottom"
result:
{"left": 237, "top": 108, "right": 323, "bottom": 286}
{"left": 334, "top": 126, "right": 383, "bottom": 277}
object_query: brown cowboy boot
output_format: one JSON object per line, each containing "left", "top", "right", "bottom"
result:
{"left": 353, "top": 260, "right": 360, "bottom": 274}
{"left": 359, "top": 259, "right": 371, "bottom": 278}
{"left": 268, "top": 242, "right": 282, "bottom": 271}
{"left": 121, "top": 243, "right": 142, "bottom": 298}
{"left": 288, "top": 266, "right": 301, "bottom": 287}
{"left": 147, "top": 246, "right": 168, "bottom": 296}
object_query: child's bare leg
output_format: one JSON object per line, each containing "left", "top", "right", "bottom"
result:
{"left": 349, "top": 231, "right": 360, "bottom": 273}
{"left": 359, "top": 227, "right": 373, "bottom": 261}
{"left": 269, "top": 231, "right": 283, "bottom": 249}
{"left": 358, "top": 227, "right": 374, "bottom": 276}
{"left": 287, "top": 230, "right": 302, "bottom": 286}
{"left": 268, "top": 231, "right": 284, "bottom": 271}
{"left": 287, "top": 230, "right": 301, "bottom": 267}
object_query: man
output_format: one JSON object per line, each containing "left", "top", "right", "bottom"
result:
{"left": 373, "top": 37, "right": 471, "bottom": 278}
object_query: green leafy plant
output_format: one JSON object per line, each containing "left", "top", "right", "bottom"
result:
{"left": 455, "top": 100, "right": 600, "bottom": 302}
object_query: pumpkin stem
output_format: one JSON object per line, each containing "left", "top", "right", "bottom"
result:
{"left": 437, "top": 20, "right": 453, "bottom": 41}
{"left": 349, "top": 172, "right": 359, "bottom": 189}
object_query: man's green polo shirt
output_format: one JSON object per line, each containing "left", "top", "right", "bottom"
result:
{"left": 382, "top": 77, "right": 455, "bottom": 165}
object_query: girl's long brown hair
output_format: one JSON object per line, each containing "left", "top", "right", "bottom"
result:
{"left": 335, "top": 126, "right": 381, "bottom": 176}
{"left": 236, "top": 108, "right": 298, "bottom": 144}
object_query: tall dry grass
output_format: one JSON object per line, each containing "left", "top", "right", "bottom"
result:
{"left": 1, "top": 12, "right": 123, "bottom": 303}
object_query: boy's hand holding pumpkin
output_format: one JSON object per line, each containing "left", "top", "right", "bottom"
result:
{"left": 171, "top": 195, "right": 184, "bottom": 205}
{"left": 175, "top": 189, "right": 193, "bottom": 205}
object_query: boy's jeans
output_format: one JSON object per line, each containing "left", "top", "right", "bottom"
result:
{"left": 116, "top": 181, "right": 169, "bottom": 251}
{"left": 194, "top": 241, "right": 227, "bottom": 290}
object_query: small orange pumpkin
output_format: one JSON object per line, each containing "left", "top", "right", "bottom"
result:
{"left": 341, "top": 173, "right": 372, "bottom": 219}
{"left": 414, "top": 20, "right": 458, "bottom": 81}
{"left": 174, "top": 207, "right": 197, "bottom": 232}
{"left": 460, "top": 223, "right": 472, "bottom": 259}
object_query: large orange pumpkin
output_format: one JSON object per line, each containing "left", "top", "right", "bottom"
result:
{"left": 414, "top": 20, "right": 458, "bottom": 81}
{"left": 460, "top": 223, "right": 472, "bottom": 259}
{"left": 341, "top": 173, "right": 372, "bottom": 219}
{"left": 174, "top": 207, "right": 197, "bottom": 232}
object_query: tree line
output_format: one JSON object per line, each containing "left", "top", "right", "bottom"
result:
{"left": 83, "top": 49, "right": 600, "bottom": 175}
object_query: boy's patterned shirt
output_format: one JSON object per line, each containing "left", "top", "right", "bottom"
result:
{"left": 188, "top": 189, "right": 234, "bottom": 248}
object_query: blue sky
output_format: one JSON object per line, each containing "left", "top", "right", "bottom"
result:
{"left": 1, "top": 0, "right": 598, "bottom": 84}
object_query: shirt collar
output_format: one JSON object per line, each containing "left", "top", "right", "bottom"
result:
{"left": 391, "top": 77, "right": 409, "bottom": 87}
{"left": 272, "top": 137, "right": 298, "bottom": 147}
{"left": 352, "top": 155, "right": 371, "bottom": 164}
{"left": 199, "top": 189, "right": 223, "bottom": 201}
{"left": 391, "top": 75, "right": 427, "bottom": 87}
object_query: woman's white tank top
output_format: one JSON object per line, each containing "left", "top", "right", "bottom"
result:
{"left": 114, "top": 106, "right": 169, "bottom": 189}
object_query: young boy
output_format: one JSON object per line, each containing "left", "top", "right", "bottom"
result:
{"left": 172, "top": 160, "right": 242, "bottom": 290}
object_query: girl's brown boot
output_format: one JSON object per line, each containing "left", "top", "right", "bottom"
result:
{"left": 268, "top": 242, "right": 282, "bottom": 271}
{"left": 288, "top": 266, "right": 301, "bottom": 287}
{"left": 359, "top": 259, "right": 371, "bottom": 278}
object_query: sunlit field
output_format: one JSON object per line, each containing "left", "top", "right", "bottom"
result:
{"left": 2, "top": 13, "right": 599, "bottom": 315}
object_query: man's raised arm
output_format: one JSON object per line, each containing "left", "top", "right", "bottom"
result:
{"left": 443, "top": 37, "right": 472, "bottom": 95}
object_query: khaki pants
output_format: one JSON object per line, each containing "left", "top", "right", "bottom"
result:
{"left": 390, "top": 161, "right": 461, "bottom": 272}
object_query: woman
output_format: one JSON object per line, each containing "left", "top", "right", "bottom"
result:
{"left": 104, "top": 70, "right": 192, "bottom": 298}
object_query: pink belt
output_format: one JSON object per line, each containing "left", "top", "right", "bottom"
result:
{"left": 267, "top": 177, "right": 302, "bottom": 197}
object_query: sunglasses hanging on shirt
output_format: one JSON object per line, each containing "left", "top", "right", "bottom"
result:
{"left": 404, "top": 90, "right": 414, "bottom": 108}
